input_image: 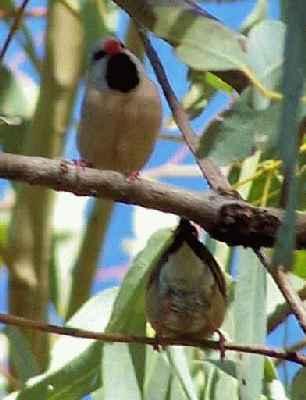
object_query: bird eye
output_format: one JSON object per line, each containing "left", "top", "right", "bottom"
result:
{"left": 92, "top": 49, "right": 106, "bottom": 62}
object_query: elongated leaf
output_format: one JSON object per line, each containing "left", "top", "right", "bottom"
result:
{"left": 272, "top": 2, "right": 306, "bottom": 269}
{"left": 115, "top": 1, "right": 247, "bottom": 72}
{"left": 153, "top": 7, "right": 248, "bottom": 72}
{"left": 233, "top": 248, "right": 266, "bottom": 400}
{"left": 241, "top": 0, "right": 268, "bottom": 33}
{"left": 107, "top": 229, "right": 173, "bottom": 331}
{"left": 105, "top": 228, "right": 173, "bottom": 397}
{"left": 293, "top": 250, "right": 306, "bottom": 279}
{"left": 202, "top": 361, "right": 239, "bottom": 400}
{"left": 0, "top": 66, "right": 37, "bottom": 154}
{"left": 102, "top": 343, "right": 142, "bottom": 400}
{"left": 198, "top": 21, "right": 289, "bottom": 166}
{"left": 247, "top": 20, "right": 285, "bottom": 109}
{"left": 5, "top": 327, "right": 39, "bottom": 383}
{"left": 9, "top": 289, "right": 118, "bottom": 400}
{"left": 166, "top": 347, "right": 198, "bottom": 400}
{"left": 291, "top": 367, "right": 306, "bottom": 400}
{"left": 144, "top": 349, "right": 171, "bottom": 400}
{"left": 198, "top": 93, "right": 280, "bottom": 166}
{"left": 0, "top": 66, "right": 37, "bottom": 119}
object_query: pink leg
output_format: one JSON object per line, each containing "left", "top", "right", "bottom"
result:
{"left": 216, "top": 329, "right": 226, "bottom": 361}
{"left": 127, "top": 170, "right": 140, "bottom": 182}
{"left": 73, "top": 159, "right": 93, "bottom": 170}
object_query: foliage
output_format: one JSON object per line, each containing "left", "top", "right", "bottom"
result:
{"left": 0, "top": 0, "right": 305, "bottom": 399}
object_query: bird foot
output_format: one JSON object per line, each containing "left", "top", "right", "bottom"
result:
{"left": 216, "top": 329, "right": 226, "bottom": 361}
{"left": 127, "top": 171, "right": 140, "bottom": 182}
{"left": 73, "top": 159, "right": 93, "bottom": 170}
{"left": 152, "top": 335, "right": 167, "bottom": 352}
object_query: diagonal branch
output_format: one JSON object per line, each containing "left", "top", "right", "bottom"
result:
{"left": 0, "top": 311, "right": 305, "bottom": 367}
{"left": 0, "top": 0, "right": 31, "bottom": 61}
{"left": 255, "top": 249, "right": 306, "bottom": 335}
{"left": 268, "top": 285, "right": 306, "bottom": 333}
{"left": 138, "top": 29, "right": 238, "bottom": 197}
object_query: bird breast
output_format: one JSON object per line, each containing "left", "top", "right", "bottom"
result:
{"left": 78, "top": 74, "right": 161, "bottom": 174}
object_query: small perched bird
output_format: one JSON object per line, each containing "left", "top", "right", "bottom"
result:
{"left": 145, "top": 219, "right": 227, "bottom": 341}
{"left": 77, "top": 37, "right": 162, "bottom": 175}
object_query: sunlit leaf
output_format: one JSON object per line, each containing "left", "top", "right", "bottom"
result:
{"left": 10, "top": 289, "right": 117, "bottom": 399}
{"left": 153, "top": 7, "right": 248, "bottom": 71}
{"left": 5, "top": 327, "right": 39, "bottom": 383}
{"left": 272, "top": 2, "right": 306, "bottom": 269}
{"left": 292, "top": 367, "right": 306, "bottom": 400}
{"left": 241, "top": 0, "right": 268, "bottom": 34}
{"left": 233, "top": 248, "right": 266, "bottom": 400}
{"left": 202, "top": 360, "right": 239, "bottom": 400}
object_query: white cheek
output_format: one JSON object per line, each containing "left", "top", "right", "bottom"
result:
{"left": 87, "top": 58, "right": 109, "bottom": 91}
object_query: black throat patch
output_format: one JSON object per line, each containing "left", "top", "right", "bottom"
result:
{"left": 106, "top": 53, "right": 140, "bottom": 93}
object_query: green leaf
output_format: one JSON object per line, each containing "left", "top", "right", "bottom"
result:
{"left": 182, "top": 70, "right": 232, "bottom": 121}
{"left": 233, "top": 248, "right": 267, "bottom": 400}
{"left": 247, "top": 20, "right": 285, "bottom": 109}
{"left": 107, "top": 229, "right": 173, "bottom": 331}
{"left": 5, "top": 327, "right": 40, "bottom": 383}
{"left": 166, "top": 347, "right": 198, "bottom": 400}
{"left": 168, "top": 375, "right": 187, "bottom": 400}
{"left": 0, "top": 65, "right": 37, "bottom": 154}
{"left": 153, "top": 7, "right": 248, "bottom": 71}
{"left": 202, "top": 361, "right": 239, "bottom": 400}
{"left": 292, "top": 367, "right": 306, "bottom": 400}
{"left": 102, "top": 343, "right": 142, "bottom": 400}
{"left": 11, "top": 289, "right": 118, "bottom": 399}
{"left": 293, "top": 250, "right": 306, "bottom": 279}
{"left": 105, "top": 228, "right": 173, "bottom": 396}
{"left": 272, "top": 2, "right": 306, "bottom": 269}
{"left": 198, "top": 21, "right": 289, "bottom": 166}
{"left": 0, "top": 65, "right": 37, "bottom": 119}
{"left": 198, "top": 92, "right": 280, "bottom": 166}
{"left": 0, "top": 0, "right": 14, "bottom": 11}
{"left": 0, "top": 115, "right": 22, "bottom": 125}
{"left": 241, "top": 0, "right": 268, "bottom": 34}
{"left": 80, "top": 0, "right": 116, "bottom": 58}
{"left": 144, "top": 349, "right": 171, "bottom": 400}
{"left": 263, "top": 358, "right": 278, "bottom": 383}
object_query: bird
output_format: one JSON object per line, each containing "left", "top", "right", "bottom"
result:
{"left": 145, "top": 219, "right": 227, "bottom": 342}
{"left": 77, "top": 37, "right": 162, "bottom": 176}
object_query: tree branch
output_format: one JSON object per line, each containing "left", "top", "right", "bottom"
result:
{"left": 138, "top": 29, "right": 238, "bottom": 197}
{"left": 268, "top": 285, "right": 306, "bottom": 333}
{"left": 0, "top": 0, "right": 31, "bottom": 60}
{"left": 1, "top": 152, "right": 306, "bottom": 249}
{"left": 255, "top": 249, "right": 306, "bottom": 335}
{"left": 0, "top": 7, "right": 46, "bottom": 19}
{"left": 0, "top": 312, "right": 305, "bottom": 367}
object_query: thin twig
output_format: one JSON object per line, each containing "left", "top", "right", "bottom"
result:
{"left": 0, "top": 312, "right": 305, "bottom": 366}
{"left": 268, "top": 285, "right": 306, "bottom": 333}
{"left": 138, "top": 29, "right": 237, "bottom": 197}
{"left": 274, "top": 338, "right": 306, "bottom": 366}
{"left": 255, "top": 249, "right": 306, "bottom": 335}
{"left": 0, "top": 0, "right": 31, "bottom": 61}
{"left": 0, "top": 7, "right": 46, "bottom": 19}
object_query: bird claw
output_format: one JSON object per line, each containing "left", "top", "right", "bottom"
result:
{"left": 73, "top": 159, "right": 93, "bottom": 170}
{"left": 216, "top": 329, "right": 226, "bottom": 361}
{"left": 127, "top": 171, "right": 140, "bottom": 182}
{"left": 152, "top": 335, "right": 167, "bottom": 352}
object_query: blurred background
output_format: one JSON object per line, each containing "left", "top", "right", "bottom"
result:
{"left": 1, "top": 0, "right": 306, "bottom": 399}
